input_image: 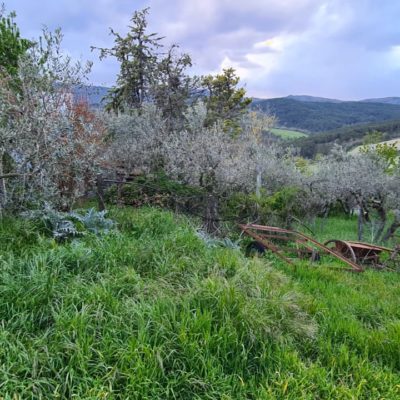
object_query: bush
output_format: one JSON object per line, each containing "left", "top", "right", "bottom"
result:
{"left": 221, "top": 187, "right": 305, "bottom": 227}
{"left": 22, "top": 206, "right": 115, "bottom": 241}
{"left": 105, "top": 172, "right": 204, "bottom": 212}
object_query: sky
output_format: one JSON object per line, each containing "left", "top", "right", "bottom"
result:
{"left": 6, "top": 0, "right": 400, "bottom": 100}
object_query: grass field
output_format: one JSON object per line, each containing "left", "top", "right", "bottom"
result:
{"left": 270, "top": 128, "right": 308, "bottom": 140}
{"left": 1, "top": 207, "right": 399, "bottom": 398}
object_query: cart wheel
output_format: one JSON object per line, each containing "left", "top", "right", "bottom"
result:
{"left": 246, "top": 241, "right": 266, "bottom": 257}
{"left": 324, "top": 240, "right": 358, "bottom": 264}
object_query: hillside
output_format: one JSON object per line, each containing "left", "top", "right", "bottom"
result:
{"left": 75, "top": 87, "right": 400, "bottom": 134}
{"left": 291, "top": 119, "right": 400, "bottom": 158}
{"left": 361, "top": 97, "right": 400, "bottom": 105}
{"left": 286, "top": 94, "right": 343, "bottom": 103}
{"left": 72, "top": 85, "right": 110, "bottom": 108}
{"left": 252, "top": 97, "right": 400, "bottom": 132}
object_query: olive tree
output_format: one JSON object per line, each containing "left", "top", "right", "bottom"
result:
{"left": 0, "top": 28, "right": 104, "bottom": 212}
{"left": 104, "top": 104, "right": 168, "bottom": 174}
{"left": 164, "top": 103, "right": 258, "bottom": 232}
{"left": 311, "top": 146, "right": 400, "bottom": 241}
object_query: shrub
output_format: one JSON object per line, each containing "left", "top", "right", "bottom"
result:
{"left": 221, "top": 187, "right": 305, "bottom": 227}
{"left": 105, "top": 172, "right": 204, "bottom": 212}
{"left": 22, "top": 206, "right": 115, "bottom": 240}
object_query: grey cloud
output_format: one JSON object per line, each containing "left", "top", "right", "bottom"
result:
{"left": 7, "top": 0, "right": 400, "bottom": 98}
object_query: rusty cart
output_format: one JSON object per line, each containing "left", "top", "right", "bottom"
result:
{"left": 324, "top": 240, "right": 400, "bottom": 271}
{"left": 240, "top": 224, "right": 399, "bottom": 272}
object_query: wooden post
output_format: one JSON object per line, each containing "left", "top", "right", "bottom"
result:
{"left": 116, "top": 170, "right": 125, "bottom": 207}
{"left": 96, "top": 173, "right": 106, "bottom": 211}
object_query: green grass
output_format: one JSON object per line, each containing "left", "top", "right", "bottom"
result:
{"left": 1, "top": 207, "right": 400, "bottom": 398}
{"left": 270, "top": 128, "right": 308, "bottom": 140}
{"left": 305, "top": 214, "right": 399, "bottom": 247}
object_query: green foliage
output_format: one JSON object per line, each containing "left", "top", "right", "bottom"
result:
{"left": 69, "top": 208, "right": 115, "bottom": 235}
{"left": 196, "top": 229, "right": 241, "bottom": 249}
{"left": 202, "top": 68, "right": 251, "bottom": 133}
{"left": 22, "top": 206, "right": 115, "bottom": 240}
{"left": 222, "top": 187, "right": 303, "bottom": 227}
{"left": 360, "top": 141, "right": 399, "bottom": 173}
{"left": 362, "top": 130, "right": 383, "bottom": 145}
{"left": 0, "top": 8, "right": 31, "bottom": 77}
{"left": 153, "top": 45, "right": 196, "bottom": 132}
{"left": 105, "top": 173, "right": 204, "bottom": 210}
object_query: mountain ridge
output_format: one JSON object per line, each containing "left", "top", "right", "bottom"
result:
{"left": 72, "top": 86, "right": 400, "bottom": 133}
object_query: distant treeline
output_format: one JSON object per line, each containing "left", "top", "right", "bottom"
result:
{"left": 252, "top": 98, "right": 400, "bottom": 132}
{"left": 290, "top": 119, "right": 400, "bottom": 158}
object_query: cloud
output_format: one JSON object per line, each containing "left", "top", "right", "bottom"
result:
{"left": 8, "top": 0, "right": 400, "bottom": 99}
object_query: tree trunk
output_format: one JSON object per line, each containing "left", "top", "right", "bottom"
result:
{"left": 339, "top": 199, "right": 350, "bottom": 215}
{"left": 255, "top": 169, "right": 262, "bottom": 199}
{"left": 96, "top": 174, "right": 106, "bottom": 211}
{"left": 382, "top": 218, "right": 400, "bottom": 242}
{"left": 357, "top": 204, "right": 364, "bottom": 241}
{"left": 371, "top": 200, "right": 387, "bottom": 242}
{"left": 203, "top": 193, "right": 219, "bottom": 234}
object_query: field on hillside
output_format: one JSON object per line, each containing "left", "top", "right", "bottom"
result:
{"left": 1, "top": 207, "right": 400, "bottom": 399}
{"left": 270, "top": 127, "right": 308, "bottom": 139}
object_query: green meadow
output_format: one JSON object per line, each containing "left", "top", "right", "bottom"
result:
{"left": 270, "top": 128, "right": 308, "bottom": 140}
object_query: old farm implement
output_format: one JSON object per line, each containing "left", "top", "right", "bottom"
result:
{"left": 240, "top": 224, "right": 399, "bottom": 272}
{"left": 324, "top": 240, "right": 400, "bottom": 271}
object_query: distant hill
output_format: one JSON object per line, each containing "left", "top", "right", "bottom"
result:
{"left": 72, "top": 85, "right": 110, "bottom": 108}
{"left": 286, "top": 95, "right": 343, "bottom": 103}
{"left": 72, "top": 86, "right": 400, "bottom": 134}
{"left": 252, "top": 97, "right": 400, "bottom": 133}
{"left": 361, "top": 97, "right": 400, "bottom": 105}
{"left": 290, "top": 119, "right": 400, "bottom": 158}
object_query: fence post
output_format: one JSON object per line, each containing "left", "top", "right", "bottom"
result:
{"left": 96, "top": 173, "right": 106, "bottom": 211}
{"left": 115, "top": 170, "right": 126, "bottom": 207}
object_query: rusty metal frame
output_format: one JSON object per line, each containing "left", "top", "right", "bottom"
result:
{"left": 324, "top": 239, "right": 398, "bottom": 270}
{"left": 240, "top": 224, "right": 364, "bottom": 272}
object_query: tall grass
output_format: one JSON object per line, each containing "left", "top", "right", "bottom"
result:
{"left": 1, "top": 207, "right": 315, "bottom": 399}
{"left": 1, "top": 207, "right": 399, "bottom": 398}
{"left": 277, "top": 261, "right": 400, "bottom": 399}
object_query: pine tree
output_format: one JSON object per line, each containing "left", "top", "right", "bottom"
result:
{"left": 0, "top": 8, "right": 31, "bottom": 77}
{"left": 202, "top": 68, "right": 251, "bottom": 133}
{"left": 152, "top": 44, "right": 199, "bottom": 132}
{"left": 93, "top": 8, "right": 163, "bottom": 112}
